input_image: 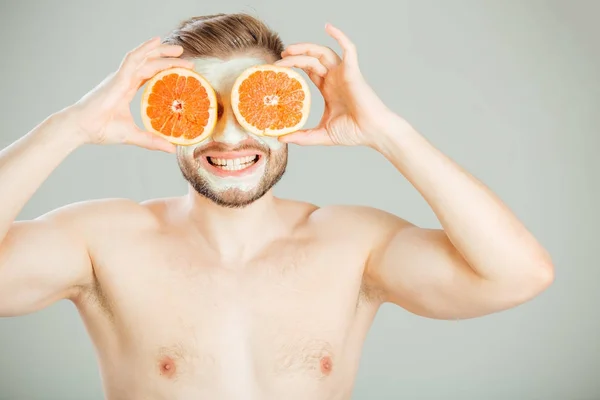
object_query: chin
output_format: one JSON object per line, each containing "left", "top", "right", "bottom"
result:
{"left": 198, "top": 185, "right": 271, "bottom": 208}
{"left": 179, "top": 166, "right": 286, "bottom": 209}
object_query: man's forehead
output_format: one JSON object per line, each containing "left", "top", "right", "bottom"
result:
{"left": 192, "top": 56, "right": 269, "bottom": 93}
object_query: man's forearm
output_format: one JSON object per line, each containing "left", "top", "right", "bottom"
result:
{"left": 0, "top": 108, "right": 84, "bottom": 240}
{"left": 372, "top": 113, "right": 552, "bottom": 282}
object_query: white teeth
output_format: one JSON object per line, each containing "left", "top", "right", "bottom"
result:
{"left": 208, "top": 156, "right": 257, "bottom": 171}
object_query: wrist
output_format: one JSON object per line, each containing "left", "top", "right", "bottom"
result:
{"left": 367, "top": 112, "right": 415, "bottom": 154}
{"left": 45, "top": 107, "right": 90, "bottom": 148}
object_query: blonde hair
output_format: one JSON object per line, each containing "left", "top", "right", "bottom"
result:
{"left": 163, "top": 13, "right": 284, "bottom": 61}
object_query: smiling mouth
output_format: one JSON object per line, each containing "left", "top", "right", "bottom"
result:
{"left": 206, "top": 155, "right": 260, "bottom": 171}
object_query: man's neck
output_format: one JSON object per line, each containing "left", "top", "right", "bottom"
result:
{"left": 181, "top": 188, "right": 285, "bottom": 261}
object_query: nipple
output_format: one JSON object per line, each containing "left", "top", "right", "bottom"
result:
{"left": 320, "top": 356, "right": 333, "bottom": 375}
{"left": 159, "top": 356, "right": 177, "bottom": 378}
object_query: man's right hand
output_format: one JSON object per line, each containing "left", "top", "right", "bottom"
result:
{"left": 68, "top": 37, "right": 194, "bottom": 153}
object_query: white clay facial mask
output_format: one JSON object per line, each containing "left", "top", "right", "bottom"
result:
{"left": 177, "top": 56, "right": 287, "bottom": 196}
{"left": 193, "top": 57, "right": 284, "bottom": 151}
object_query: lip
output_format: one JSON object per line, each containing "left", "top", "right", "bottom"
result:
{"left": 198, "top": 150, "right": 265, "bottom": 178}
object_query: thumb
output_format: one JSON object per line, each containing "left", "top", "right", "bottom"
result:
{"left": 278, "top": 127, "right": 332, "bottom": 146}
{"left": 125, "top": 128, "right": 177, "bottom": 153}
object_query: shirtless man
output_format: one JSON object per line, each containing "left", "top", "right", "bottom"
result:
{"left": 0, "top": 13, "right": 553, "bottom": 400}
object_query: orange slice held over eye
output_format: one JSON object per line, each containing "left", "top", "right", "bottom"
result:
{"left": 140, "top": 67, "right": 218, "bottom": 146}
{"left": 231, "top": 65, "right": 311, "bottom": 137}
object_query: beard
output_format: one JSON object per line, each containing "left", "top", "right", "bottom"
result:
{"left": 177, "top": 141, "right": 288, "bottom": 208}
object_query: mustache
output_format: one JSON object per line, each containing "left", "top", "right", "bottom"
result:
{"left": 193, "top": 141, "right": 271, "bottom": 157}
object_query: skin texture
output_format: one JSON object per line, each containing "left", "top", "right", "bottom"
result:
{"left": 0, "top": 26, "right": 553, "bottom": 399}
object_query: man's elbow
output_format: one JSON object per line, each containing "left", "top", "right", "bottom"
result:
{"left": 516, "top": 253, "right": 555, "bottom": 301}
{"left": 534, "top": 254, "right": 555, "bottom": 292}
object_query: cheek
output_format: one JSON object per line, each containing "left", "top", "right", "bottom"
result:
{"left": 178, "top": 145, "right": 194, "bottom": 158}
{"left": 178, "top": 135, "right": 212, "bottom": 156}
{"left": 176, "top": 138, "right": 209, "bottom": 168}
{"left": 249, "top": 133, "right": 284, "bottom": 150}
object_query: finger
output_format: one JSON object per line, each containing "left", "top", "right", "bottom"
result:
{"left": 130, "top": 37, "right": 162, "bottom": 57}
{"left": 274, "top": 55, "right": 328, "bottom": 78}
{"left": 121, "top": 37, "right": 162, "bottom": 70}
{"left": 145, "top": 44, "right": 185, "bottom": 59}
{"left": 325, "top": 24, "right": 358, "bottom": 65}
{"left": 308, "top": 72, "right": 324, "bottom": 88}
{"left": 278, "top": 127, "right": 333, "bottom": 146}
{"left": 125, "top": 129, "right": 177, "bottom": 153}
{"left": 282, "top": 43, "right": 341, "bottom": 69}
{"left": 135, "top": 57, "right": 195, "bottom": 83}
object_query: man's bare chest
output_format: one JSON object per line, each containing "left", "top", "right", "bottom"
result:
{"left": 81, "top": 234, "right": 377, "bottom": 386}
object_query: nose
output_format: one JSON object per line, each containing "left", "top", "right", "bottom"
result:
{"left": 210, "top": 99, "right": 249, "bottom": 145}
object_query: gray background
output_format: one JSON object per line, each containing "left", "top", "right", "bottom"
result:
{"left": 0, "top": 0, "right": 597, "bottom": 399}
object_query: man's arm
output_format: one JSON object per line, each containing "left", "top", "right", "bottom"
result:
{"left": 0, "top": 112, "right": 94, "bottom": 317}
{"left": 364, "top": 115, "right": 554, "bottom": 320}
{"left": 0, "top": 38, "right": 188, "bottom": 317}
{"left": 270, "top": 25, "right": 553, "bottom": 319}
{"left": 0, "top": 209, "right": 94, "bottom": 316}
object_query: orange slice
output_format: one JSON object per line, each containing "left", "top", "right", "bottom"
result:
{"left": 141, "top": 67, "right": 217, "bottom": 145}
{"left": 231, "top": 65, "right": 311, "bottom": 136}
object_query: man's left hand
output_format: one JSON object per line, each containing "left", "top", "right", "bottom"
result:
{"left": 275, "top": 24, "right": 400, "bottom": 148}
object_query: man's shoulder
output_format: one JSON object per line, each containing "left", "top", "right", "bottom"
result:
{"left": 308, "top": 203, "right": 412, "bottom": 230}
{"left": 293, "top": 202, "right": 414, "bottom": 245}
{"left": 40, "top": 196, "right": 176, "bottom": 233}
